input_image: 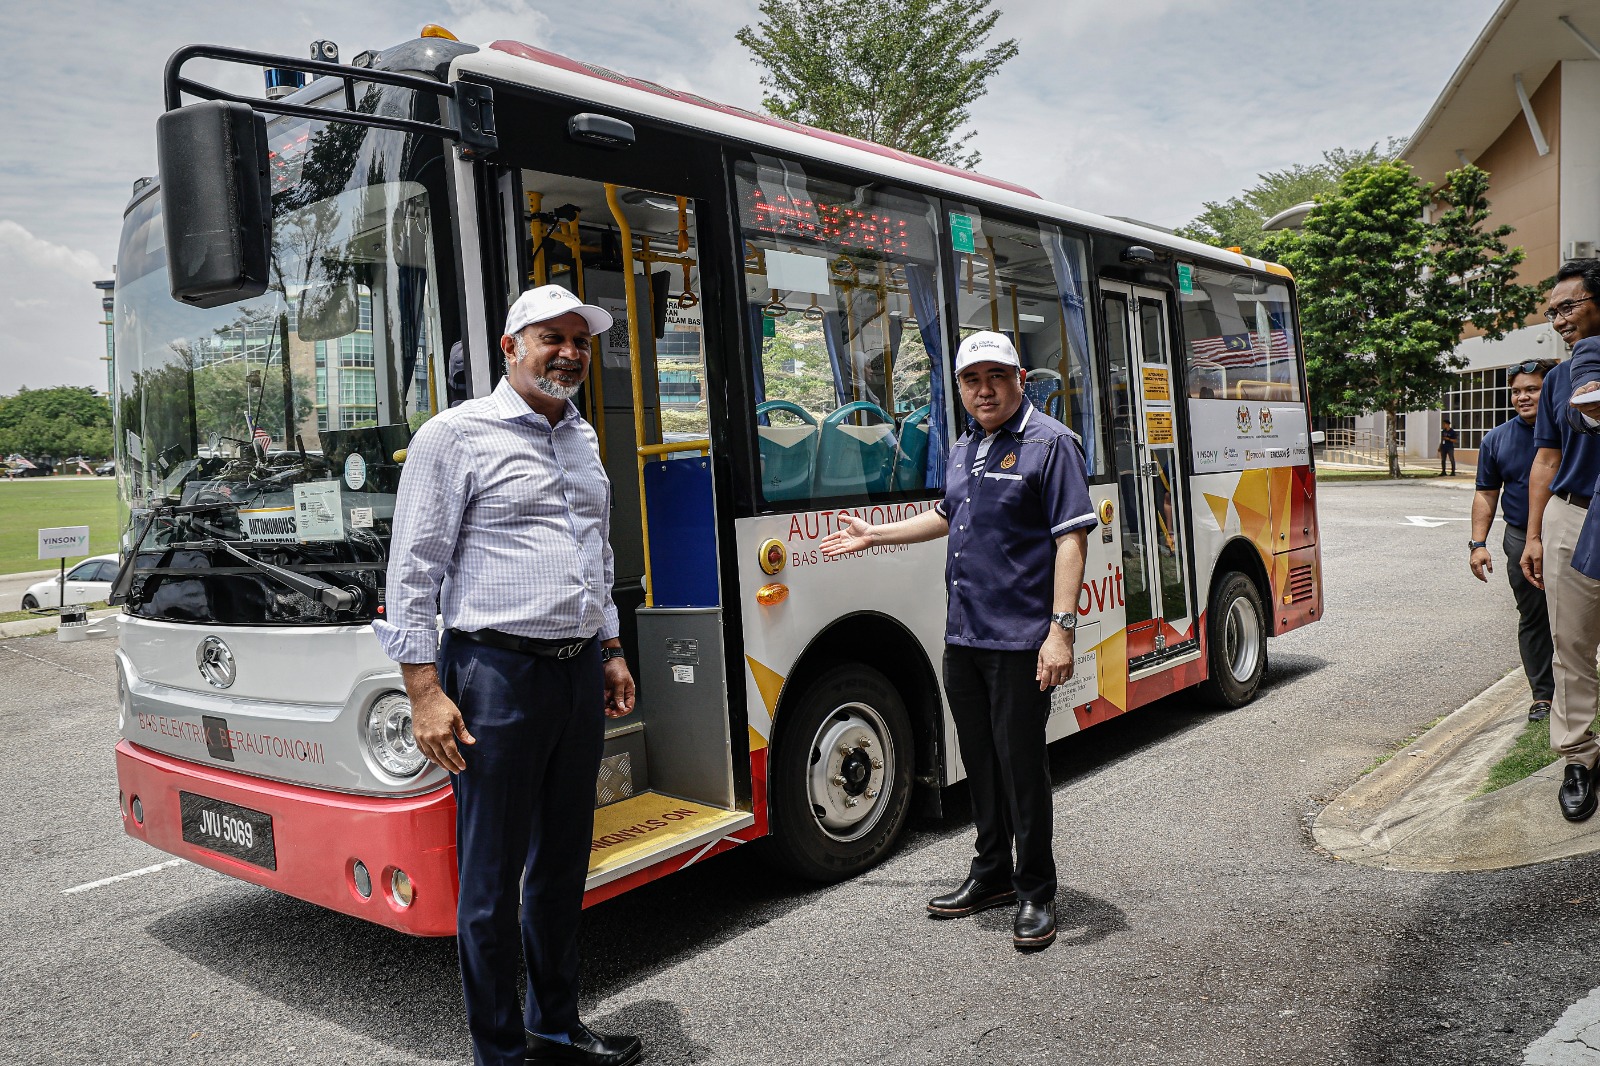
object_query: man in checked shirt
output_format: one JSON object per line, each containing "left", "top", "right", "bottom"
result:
{"left": 375, "top": 285, "right": 642, "bottom": 1066}
{"left": 820, "top": 330, "right": 1095, "bottom": 951}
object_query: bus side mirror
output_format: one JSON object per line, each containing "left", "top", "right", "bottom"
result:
{"left": 156, "top": 100, "right": 273, "bottom": 308}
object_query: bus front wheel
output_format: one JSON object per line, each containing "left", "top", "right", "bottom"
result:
{"left": 767, "top": 663, "right": 913, "bottom": 882}
{"left": 1198, "top": 571, "right": 1267, "bottom": 708}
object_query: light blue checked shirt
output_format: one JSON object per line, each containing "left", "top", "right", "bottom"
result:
{"left": 374, "top": 379, "right": 619, "bottom": 665}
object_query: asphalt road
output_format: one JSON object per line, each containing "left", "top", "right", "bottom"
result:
{"left": 5, "top": 478, "right": 1597, "bottom": 1065}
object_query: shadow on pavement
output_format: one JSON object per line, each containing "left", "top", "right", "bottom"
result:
{"left": 1343, "top": 854, "right": 1600, "bottom": 1065}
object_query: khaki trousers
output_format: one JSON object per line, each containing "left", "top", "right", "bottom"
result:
{"left": 1541, "top": 495, "right": 1600, "bottom": 768}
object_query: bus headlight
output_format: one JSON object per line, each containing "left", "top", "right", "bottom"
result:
{"left": 365, "top": 693, "right": 426, "bottom": 777}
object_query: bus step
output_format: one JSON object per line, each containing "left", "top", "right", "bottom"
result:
{"left": 596, "top": 721, "right": 647, "bottom": 809}
{"left": 586, "top": 790, "right": 753, "bottom": 890}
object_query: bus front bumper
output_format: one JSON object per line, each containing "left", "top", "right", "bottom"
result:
{"left": 116, "top": 740, "right": 459, "bottom": 937}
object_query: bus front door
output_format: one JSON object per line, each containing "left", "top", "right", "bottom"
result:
{"left": 481, "top": 133, "right": 754, "bottom": 897}
{"left": 1100, "top": 281, "right": 1195, "bottom": 672}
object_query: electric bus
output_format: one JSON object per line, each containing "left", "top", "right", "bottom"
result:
{"left": 111, "top": 27, "right": 1322, "bottom": 935}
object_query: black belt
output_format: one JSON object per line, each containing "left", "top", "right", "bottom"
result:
{"left": 1558, "top": 491, "right": 1592, "bottom": 510}
{"left": 449, "top": 628, "right": 591, "bottom": 659}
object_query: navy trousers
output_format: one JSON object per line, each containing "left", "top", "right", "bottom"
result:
{"left": 943, "top": 644, "right": 1057, "bottom": 904}
{"left": 438, "top": 631, "right": 605, "bottom": 1066}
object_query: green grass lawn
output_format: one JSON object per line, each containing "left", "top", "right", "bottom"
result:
{"left": 0, "top": 478, "right": 120, "bottom": 575}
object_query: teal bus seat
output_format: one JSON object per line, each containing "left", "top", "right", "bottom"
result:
{"left": 892, "top": 404, "right": 932, "bottom": 491}
{"left": 816, "top": 401, "right": 896, "bottom": 497}
{"left": 755, "top": 399, "right": 817, "bottom": 502}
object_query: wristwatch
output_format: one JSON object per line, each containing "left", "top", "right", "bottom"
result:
{"left": 1050, "top": 611, "right": 1077, "bottom": 632}
{"left": 1468, "top": 539, "right": 1488, "bottom": 550}
{"left": 600, "top": 646, "right": 626, "bottom": 662}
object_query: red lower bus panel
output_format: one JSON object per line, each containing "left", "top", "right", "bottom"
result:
{"left": 116, "top": 740, "right": 459, "bottom": 936}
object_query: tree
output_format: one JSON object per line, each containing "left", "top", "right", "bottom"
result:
{"left": 736, "top": 0, "right": 1018, "bottom": 169}
{"left": 1276, "top": 161, "right": 1548, "bottom": 477}
{"left": 0, "top": 385, "right": 113, "bottom": 459}
{"left": 1176, "top": 141, "right": 1403, "bottom": 257}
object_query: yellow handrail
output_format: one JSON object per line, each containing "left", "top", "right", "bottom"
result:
{"left": 637, "top": 438, "right": 710, "bottom": 457}
{"left": 604, "top": 183, "right": 657, "bottom": 606}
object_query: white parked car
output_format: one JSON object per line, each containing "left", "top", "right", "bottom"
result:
{"left": 21, "top": 554, "right": 120, "bottom": 610}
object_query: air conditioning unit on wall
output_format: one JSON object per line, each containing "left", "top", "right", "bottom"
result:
{"left": 1567, "top": 240, "right": 1597, "bottom": 260}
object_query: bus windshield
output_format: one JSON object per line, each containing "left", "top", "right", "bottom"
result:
{"left": 114, "top": 86, "right": 452, "bottom": 624}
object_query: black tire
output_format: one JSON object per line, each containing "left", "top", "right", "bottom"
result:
{"left": 766, "top": 663, "right": 914, "bottom": 882}
{"left": 1197, "top": 571, "right": 1267, "bottom": 708}
{"left": 21, "top": 595, "right": 38, "bottom": 610}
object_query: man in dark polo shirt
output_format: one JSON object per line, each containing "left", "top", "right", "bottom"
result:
{"left": 820, "top": 330, "right": 1095, "bottom": 951}
{"left": 1522, "top": 260, "right": 1600, "bottom": 822}
{"left": 1470, "top": 360, "right": 1555, "bottom": 723}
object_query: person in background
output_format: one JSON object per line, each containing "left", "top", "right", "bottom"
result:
{"left": 1469, "top": 360, "right": 1555, "bottom": 723}
{"left": 1522, "top": 259, "right": 1600, "bottom": 823}
{"left": 1439, "top": 416, "right": 1458, "bottom": 476}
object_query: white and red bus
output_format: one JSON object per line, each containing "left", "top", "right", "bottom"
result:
{"left": 111, "top": 27, "right": 1322, "bottom": 934}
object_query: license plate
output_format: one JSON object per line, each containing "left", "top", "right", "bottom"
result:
{"left": 180, "top": 792, "right": 277, "bottom": 870}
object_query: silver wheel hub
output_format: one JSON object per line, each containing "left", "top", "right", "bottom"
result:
{"left": 806, "top": 702, "right": 892, "bottom": 841}
{"left": 1223, "top": 596, "right": 1261, "bottom": 683}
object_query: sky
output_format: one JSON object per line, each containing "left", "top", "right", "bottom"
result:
{"left": 0, "top": 0, "right": 1502, "bottom": 393}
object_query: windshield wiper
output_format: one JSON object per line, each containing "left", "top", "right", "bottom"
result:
{"left": 109, "top": 500, "right": 231, "bottom": 606}
{"left": 197, "top": 538, "right": 359, "bottom": 612}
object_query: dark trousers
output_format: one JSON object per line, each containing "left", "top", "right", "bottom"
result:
{"left": 438, "top": 631, "right": 605, "bottom": 1066}
{"left": 943, "top": 644, "right": 1056, "bottom": 904}
{"left": 1440, "top": 445, "right": 1456, "bottom": 475}
{"left": 1504, "top": 524, "right": 1555, "bottom": 702}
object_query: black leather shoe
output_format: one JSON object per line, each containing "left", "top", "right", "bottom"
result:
{"left": 1529, "top": 701, "right": 1552, "bottom": 723}
{"left": 927, "top": 878, "right": 1016, "bottom": 918}
{"left": 526, "top": 1024, "right": 643, "bottom": 1066}
{"left": 1013, "top": 900, "right": 1056, "bottom": 951}
{"left": 1559, "top": 763, "right": 1597, "bottom": 823}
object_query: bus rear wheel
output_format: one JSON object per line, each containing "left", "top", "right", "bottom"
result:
{"left": 767, "top": 663, "right": 913, "bottom": 882}
{"left": 1198, "top": 571, "right": 1267, "bottom": 708}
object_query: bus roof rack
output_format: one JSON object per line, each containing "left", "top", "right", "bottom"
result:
{"left": 162, "top": 43, "right": 497, "bottom": 158}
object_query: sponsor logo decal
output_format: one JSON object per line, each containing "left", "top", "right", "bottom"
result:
{"left": 1237, "top": 405, "right": 1252, "bottom": 433}
{"left": 1259, "top": 407, "right": 1274, "bottom": 434}
{"left": 1224, "top": 447, "right": 1240, "bottom": 461}
{"left": 1245, "top": 449, "right": 1266, "bottom": 461}
{"left": 1196, "top": 449, "right": 1218, "bottom": 466}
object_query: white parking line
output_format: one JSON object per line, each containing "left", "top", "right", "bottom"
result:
{"left": 63, "top": 858, "right": 187, "bottom": 895}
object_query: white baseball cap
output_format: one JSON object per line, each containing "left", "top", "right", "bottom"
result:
{"left": 504, "top": 284, "right": 614, "bottom": 338}
{"left": 954, "top": 330, "right": 1021, "bottom": 374}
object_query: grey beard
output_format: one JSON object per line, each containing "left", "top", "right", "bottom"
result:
{"left": 531, "top": 375, "right": 582, "bottom": 401}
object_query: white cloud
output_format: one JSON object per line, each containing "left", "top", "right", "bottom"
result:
{"left": 0, "top": 222, "right": 111, "bottom": 392}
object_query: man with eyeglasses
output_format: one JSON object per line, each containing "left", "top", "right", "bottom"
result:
{"left": 1520, "top": 260, "right": 1600, "bottom": 822}
{"left": 1471, "top": 359, "right": 1555, "bottom": 725}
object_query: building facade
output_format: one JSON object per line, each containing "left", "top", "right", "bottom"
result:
{"left": 1398, "top": 0, "right": 1600, "bottom": 463}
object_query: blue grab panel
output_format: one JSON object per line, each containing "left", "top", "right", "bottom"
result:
{"left": 643, "top": 456, "right": 719, "bottom": 608}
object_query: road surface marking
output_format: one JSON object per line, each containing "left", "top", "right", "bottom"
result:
{"left": 64, "top": 858, "right": 187, "bottom": 895}
{"left": 1401, "top": 515, "right": 1471, "bottom": 527}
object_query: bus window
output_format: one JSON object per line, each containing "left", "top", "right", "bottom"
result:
{"left": 1178, "top": 266, "right": 1301, "bottom": 403}
{"left": 734, "top": 157, "right": 951, "bottom": 505}
{"left": 944, "top": 208, "right": 1105, "bottom": 476}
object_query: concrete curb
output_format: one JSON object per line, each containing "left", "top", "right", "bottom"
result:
{"left": 0, "top": 609, "right": 120, "bottom": 641}
{"left": 1314, "top": 669, "right": 1600, "bottom": 872}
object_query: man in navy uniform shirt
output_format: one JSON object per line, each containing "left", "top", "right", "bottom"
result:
{"left": 1470, "top": 360, "right": 1555, "bottom": 722}
{"left": 820, "top": 330, "right": 1096, "bottom": 951}
{"left": 1522, "top": 260, "right": 1600, "bottom": 822}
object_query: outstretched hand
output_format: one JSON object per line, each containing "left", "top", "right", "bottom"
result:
{"left": 820, "top": 515, "right": 873, "bottom": 557}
